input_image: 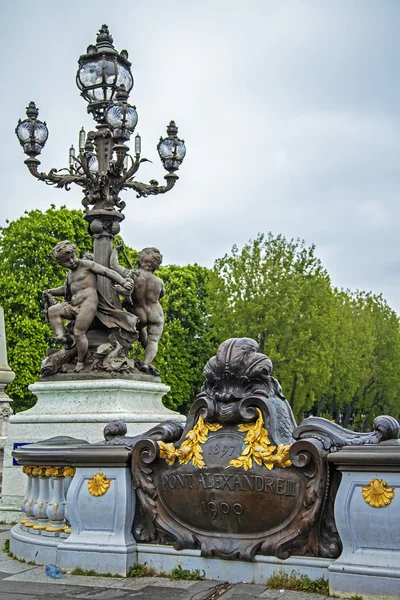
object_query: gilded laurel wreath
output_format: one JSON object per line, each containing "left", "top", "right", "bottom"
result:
{"left": 159, "top": 416, "right": 222, "bottom": 469}
{"left": 228, "top": 408, "right": 292, "bottom": 471}
{"left": 159, "top": 409, "right": 291, "bottom": 471}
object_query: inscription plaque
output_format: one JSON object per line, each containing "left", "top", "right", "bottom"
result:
{"left": 131, "top": 338, "right": 337, "bottom": 560}
{"left": 156, "top": 429, "right": 303, "bottom": 536}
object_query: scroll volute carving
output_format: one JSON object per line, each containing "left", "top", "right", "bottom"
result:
{"left": 130, "top": 338, "right": 334, "bottom": 559}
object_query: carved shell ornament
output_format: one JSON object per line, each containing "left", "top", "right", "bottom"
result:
{"left": 362, "top": 479, "right": 395, "bottom": 508}
{"left": 88, "top": 473, "right": 111, "bottom": 497}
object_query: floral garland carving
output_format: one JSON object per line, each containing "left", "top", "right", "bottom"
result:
{"left": 228, "top": 408, "right": 292, "bottom": 471}
{"left": 159, "top": 416, "right": 222, "bottom": 469}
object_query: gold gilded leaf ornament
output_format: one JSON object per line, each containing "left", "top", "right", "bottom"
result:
{"left": 228, "top": 408, "right": 292, "bottom": 471}
{"left": 159, "top": 417, "right": 222, "bottom": 469}
{"left": 362, "top": 479, "right": 395, "bottom": 508}
{"left": 87, "top": 473, "right": 111, "bottom": 497}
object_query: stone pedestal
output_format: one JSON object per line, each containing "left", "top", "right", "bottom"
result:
{"left": 0, "top": 378, "right": 185, "bottom": 521}
{"left": 328, "top": 440, "right": 400, "bottom": 599}
{"left": 57, "top": 448, "right": 137, "bottom": 575}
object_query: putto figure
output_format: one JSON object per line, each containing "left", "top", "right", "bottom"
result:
{"left": 110, "top": 244, "right": 164, "bottom": 375}
{"left": 43, "top": 241, "right": 134, "bottom": 372}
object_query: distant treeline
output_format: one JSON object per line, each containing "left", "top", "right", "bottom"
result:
{"left": 1, "top": 207, "right": 399, "bottom": 429}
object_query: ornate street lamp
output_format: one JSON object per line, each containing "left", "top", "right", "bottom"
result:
{"left": 15, "top": 102, "right": 48, "bottom": 157}
{"left": 15, "top": 24, "right": 186, "bottom": 303}
{"left": 76, "top": 25, "right": 133, "bottom": 123}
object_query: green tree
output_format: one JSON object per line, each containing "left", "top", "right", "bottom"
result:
{"left": 0, "top": 207, "right": 213, "bottom": 414}
{"left": 0, "top": 206, "right": 93, "bottom": 412}
{"left": 326, "top": 291, "right": 400, "bottom": 429}
{"left": 208, "top": 233, "right": 337, "bottom": 420}
{"left": 155, "top": 263, "right": 213, "bottom": 412}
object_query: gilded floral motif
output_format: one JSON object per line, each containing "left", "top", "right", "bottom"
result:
{"left": 159, "top": 416, "right": 222, "bottom": 469}
{"left": 228, "top": 408, "right": 292, "bottom": 471}
{"left": 63, "top": 467, "right": 76, "bottom": 478}
{"left": 362, "top": 479, "right": 395, "bottom": 508}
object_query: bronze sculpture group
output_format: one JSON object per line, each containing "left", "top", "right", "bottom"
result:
{"left": 42, "top": 241, "right": 165, "bottom": 378}
{"left": 14, "top": 24, "right": 186, "bottom": 381}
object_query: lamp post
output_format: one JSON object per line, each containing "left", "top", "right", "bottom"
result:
{"left": 15, "top": 24, "right": 186, "bottom": 304}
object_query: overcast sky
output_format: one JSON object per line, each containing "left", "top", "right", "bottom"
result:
{"left": 2, "top": 1, "right": 400, "bottom": 310}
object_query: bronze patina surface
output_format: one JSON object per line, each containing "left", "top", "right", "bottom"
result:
{"left": 131, "top": 338, "right": 335, "bottom": 560}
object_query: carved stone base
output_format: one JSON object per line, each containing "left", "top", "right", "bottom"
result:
{"left": 136, "top": 545, "right": 332, "bottom": 583}
{"left": 1, "top": 378, "right": 185, "bottom": 515}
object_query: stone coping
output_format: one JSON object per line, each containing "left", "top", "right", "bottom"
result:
{"left": 12, "top": 438, "right": 131, "bottom": 468}
{"left": 328, "top": 439, "right": 400, "bottom": 470}
{"left": 29, "top": 378, "right": 170, "bottom": 393}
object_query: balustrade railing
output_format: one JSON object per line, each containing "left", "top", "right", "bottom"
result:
{"left": 20, "top": 465, "right": 75, "bottom": 536}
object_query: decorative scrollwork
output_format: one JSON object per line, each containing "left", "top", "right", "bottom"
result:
{"left": 293, "top": 414, "right": 400, "bottom": 452}
{"left": 25, "top": 158, "right": 88, "bottom": 191}
{"left": 122, "top": 174, "right": 177, "bottom": 198}
{"left": 132, "top": 439, "right": 160, "bottom": 542}
{"left": 228, "top": 408, "right": 291, "bottom": 471}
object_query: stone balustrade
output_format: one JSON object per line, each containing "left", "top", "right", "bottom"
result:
{"left": 10, "top": 435, "right": 137, "bottom": 574}
{"left": 20, "top": 465, "right": 75, "bottom": 536}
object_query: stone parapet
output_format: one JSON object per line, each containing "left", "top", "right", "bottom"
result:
{"left": 328, "top": 440, "right": 400, "bottom": 599}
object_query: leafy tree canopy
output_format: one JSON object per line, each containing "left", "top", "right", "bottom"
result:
{"left": 1, "top": 211, "right": 399, "bottom": 427}
{"left": 0, "top": 206, "right": 212, "bottom": 413}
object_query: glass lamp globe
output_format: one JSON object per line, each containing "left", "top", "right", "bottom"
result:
{"left": 76, "top": 25, "right": 133, "bottom": 122}
{"left": 15, "top": 102, "right": 49, "bottom": 157}
{"left": 105, "top": 86, "right": 138, "bottom": 139}
{"left": 157, "top": 121, "right": 186, "bottom": 173}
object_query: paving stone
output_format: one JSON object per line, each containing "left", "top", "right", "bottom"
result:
{"left": 4, "top": 568, "right": 132, "bottom": 589}
{"left": 221, "top": 583, "right": 269, "bottom": 598}
{"left": 0, "top": 579, "right": 98, "bottom": 597}
{"left": 63, "top": 588, "right": 136, "bottom": 599}
{"left": 278, "top": 592, "right": 328, "bottom": 600}
{"left": 0, "top": 570, "right": 12, "bottom": 579}
{"left": 123, "top": 586, "right": 194, "bottom": 599}
{"left": 0, "top": 559, "right": 41, "bottom": 575}
{"left": 259, "top": 590, "right": 282, "bottom": 598}
{"left": 224, "top": 597, "right": 266, "bottom": 600}
{"left": 130, "top": 576, "right": 197, "bottom": 589}
{"left": 187, "top": 579, "right": 224, "bottom": 598}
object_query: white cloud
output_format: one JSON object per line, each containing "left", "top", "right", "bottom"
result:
{"left": 2, "top": 0, "right": 400, "bottom": 311}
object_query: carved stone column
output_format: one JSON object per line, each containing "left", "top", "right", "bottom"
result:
{"left": 0, "top": 306, "right": 15, "bottom": 496}
{"left": 43, "top": 467, "right": 68, "bottom": 536}
{"left": 20, "top": 467, "right": 33, "bottom": 525}
{"left": 23, "top": 468, "right": 40, "bottom": 529}
{"left": 31, "top": 467, "right": 52, "bottom": 533}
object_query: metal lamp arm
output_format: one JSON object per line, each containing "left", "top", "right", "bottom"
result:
{"left": 76, "top": 152, "right": 95, "bottom": 181}
{"left": 122, "top": 173, "right": 178, "bottom": 198}
{"left": 24, "top": 157, "right": 88, "bottom": 190}
{"left": 118, "top": 155, "right": 147, "bottom": 186}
